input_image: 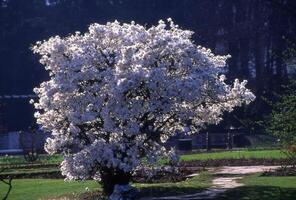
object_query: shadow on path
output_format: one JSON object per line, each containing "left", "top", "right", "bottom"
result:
{"left": 212, "top": 186, "right": 296, "bottom": 200}
{"left": 140, "top": 166, "right": 281, "bottom": 200}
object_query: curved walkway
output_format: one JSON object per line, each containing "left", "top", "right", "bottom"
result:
{"left": 140, "top": 166, "right": 280, "bottom": 200}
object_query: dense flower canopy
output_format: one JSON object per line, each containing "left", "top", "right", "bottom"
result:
{"left": 32, "top": 19, "right": 255, "bottom": 180}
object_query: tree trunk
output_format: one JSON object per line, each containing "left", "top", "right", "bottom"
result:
{"left": 100, "top": 168, "right": 132, "bottom": 196}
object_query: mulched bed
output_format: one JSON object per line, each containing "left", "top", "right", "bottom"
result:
{"left": 181, "top": 158, "right": 291, "bottom": 167}
{"left": 261, "top": 166, "right": 296, "bottom": 176}
{"left": 0, "top": 166, "right": 201, "bottom": 183}
{"left": 0, "top": 170, "right": 63, "bottom": 179}
{"left": 0, "top": 163, "right": 59, "bottom": 169}
{"left": 132, "top": 166, "right": 203, "bottom": 183}
{"left": 2, "top": 158, "right": 293, "bottom": 181}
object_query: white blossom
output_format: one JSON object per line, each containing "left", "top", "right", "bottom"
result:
{"left": 32, "top": 19, "right": 255, "bottom": 181}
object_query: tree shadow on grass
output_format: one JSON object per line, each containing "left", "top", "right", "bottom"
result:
{"left": 138, "top": 186, "right": 207, "bottom": 198}
{"left": 213, "top": 186, "right": 296, "bottom": 200}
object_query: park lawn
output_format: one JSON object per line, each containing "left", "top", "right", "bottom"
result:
{"left": 0, "top": 149, "right": 286, "bottom": 166}
{"left": 0, "top": 173, "right": 212, "bottom": 200}
{"left": 1, "top": 169, "right": 295, "bottom": 200}
{"left": 135, "top": 172, "right": 212, "bottom": 197}
{"left": 0, "top": 179, "right": 100, "bottom": 200}
{"left": 242, "top": 173, "right": 296, "bottom": 187}
{"left": 0, "top": 154, "right": 62, "bottom": 165}
{"left": 214, "top": 174, "right": 296, "bottom": 200}
{"left": 1, "top": 167, "right": 59, "bottom": 175}
{"left": 0, "top": 149, "right": 287, "bottom": 181}
{"left": 180, "top": 149, "right": 285, "bottom": 161}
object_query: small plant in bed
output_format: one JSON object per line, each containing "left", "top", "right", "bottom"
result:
{"left": 132, "top": 165, "right": 203, "bottom": 183}
{"left": 262, "top": 145, "right": 296, "bottom": 177}
{"left": 262, "top": 166, "right": 296, "bottom": 176}
{"left": 264, "top": 81, "right": 296, "bottom": 175}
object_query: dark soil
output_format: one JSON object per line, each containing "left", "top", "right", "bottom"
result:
{"left": 0, "top": 163, "right": 59, "bottom": 169}
{"left": 261, "top": 166, "right": 296, "bottom": 176}
{"left": 2, "top": 158, "right": 292, "bottom": 181}
{"left": 181, "top": 158, "right": 290, "bottom": 168}
{"left": 0, "top": 166, "right": 201, "bottom": 183}
{"left": 132, "top": 166, "right": 203, "bottom": 183}
{"left": 0, "top": 170, "right": 63, "bottom": 179}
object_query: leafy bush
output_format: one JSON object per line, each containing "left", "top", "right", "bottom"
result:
{"left": 267, "top": 93, "right": 296, "bottom": 146}
{"left": 266, "top": 81, "right": 296, "bottom": 168}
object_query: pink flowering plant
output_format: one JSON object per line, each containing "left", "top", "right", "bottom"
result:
{"left": 31, "top": 19, "right": 255, "bottom": 196}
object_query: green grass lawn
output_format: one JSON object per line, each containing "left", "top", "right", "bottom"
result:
{"left": 0, "top": 179, "right": 100, "bottom": 200}
{"left": 214, "top": 174, "right": 296, "bottom": 200}
{"left": 0, "top": 149, "right": 286, "bottom": 167}
{"left": 243, "top": 174, "right": 296, "bottom": 188}
{"left": 0, "top": 149, "right": 286, "bottom": 178}
{"left": 0, "top": 173, "right": 212, "bottom": 200}
{"left": 0, "top": 149, "right": 292, "bottom": 200}
{"left": 1, "top": 167, "right": 59, "bottom": 175}
{"left": 0, "top": 154, "right": 62, "bottom": 165}
{"left": 180, "top": 149, "right": 285, "bottom": 161}
{"left": 135, "top": 172, "right": 212, "bottom": 197}
{"left": 1, "top": 170, "right": 296, "bottom": 200}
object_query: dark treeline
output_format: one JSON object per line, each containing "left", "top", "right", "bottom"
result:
{"left": 1, "top": 0, "right": 296, "bottom": 132}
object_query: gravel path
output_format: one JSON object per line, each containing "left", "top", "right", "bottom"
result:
{"left": 140, "top": 165, "right": 280, "bottom": 200}
{"left": 211, "top": 166, "right": 279, "bottom": 175}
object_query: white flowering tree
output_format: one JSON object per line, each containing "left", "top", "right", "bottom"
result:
{"left": 32, "top": 19, "right": 255, "bottom": 196}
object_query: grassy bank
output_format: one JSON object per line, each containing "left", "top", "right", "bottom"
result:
{"left": 0, "top": 154, "right": 62, "bottom": 165}
{"left": 0, "top": 179, "right": 100, "bottom": 200}
{"left": 180, "top": 149, "right": 285, "bottom": 161}
{"left": 0, "top": 149, "right": 287, "bottom": 178}
{"left": 135, "top": 172, "right": 212, "bottom": 197}
{"left": 215, "top": 174, "right": 296, "bottom": 200}
{"left": 0, "top": 149, "right": 286, "bottom": 166}
{"left": 1, "top": 167, "right": 295, "bottom": 200}
{"left": 0, "top": 173, "right": 212, "bottom": 200}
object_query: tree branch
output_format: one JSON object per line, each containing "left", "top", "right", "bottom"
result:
{"left": 0, "top": 168, "right": 13, "bottom": 200}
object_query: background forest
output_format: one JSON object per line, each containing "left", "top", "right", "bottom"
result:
{"left": 1, "top": 0, "right": 296, "bottom": 134}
